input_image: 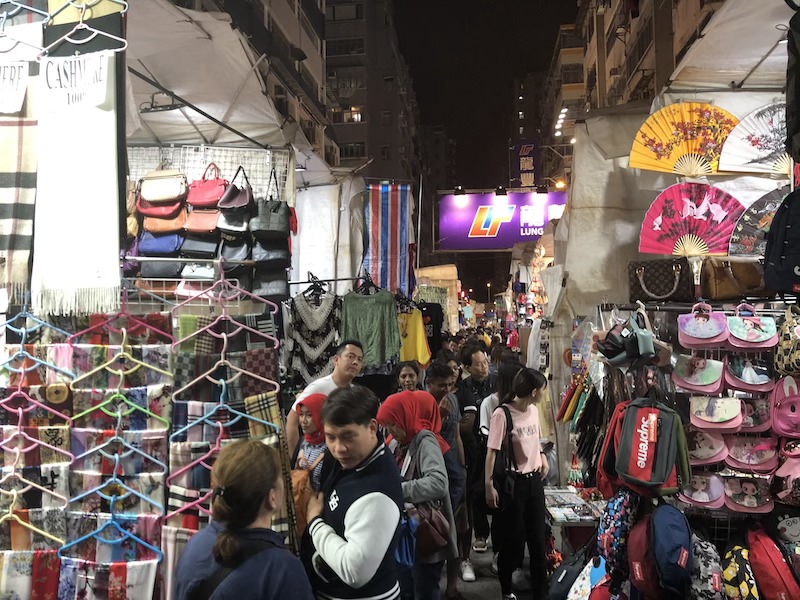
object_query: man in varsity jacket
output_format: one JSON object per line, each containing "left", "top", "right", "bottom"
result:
{"left": 303, "top": 386, "right": 404, "bottom": 600}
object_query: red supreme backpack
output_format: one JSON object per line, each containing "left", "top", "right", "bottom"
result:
{"left": 747, "top": 526, "right": 800, "bottom": 600}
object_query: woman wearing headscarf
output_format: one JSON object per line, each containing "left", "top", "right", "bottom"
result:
{"left": 378, "top": 391, "right": 458, "bottom": 600}
{"left": 294, "top": 393, "right": 328, "bottom": 490}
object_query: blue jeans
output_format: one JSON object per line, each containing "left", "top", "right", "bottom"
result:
{"left": 399, "top": 560, "right": 445, "bottom": 600}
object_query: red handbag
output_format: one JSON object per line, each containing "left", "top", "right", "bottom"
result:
{"left": 187, "top": 163, "right": 228, "bottom": 208}
{"left": 136, "top": 195, "right": 184, "bottom": 218}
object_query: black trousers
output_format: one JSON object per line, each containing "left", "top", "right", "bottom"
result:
{"left": 496, "top": 474, "right": 548, "bottom": 597}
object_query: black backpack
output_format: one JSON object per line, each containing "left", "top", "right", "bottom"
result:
{"left": 764, "top": 187, "right": 800, "bottom": 293}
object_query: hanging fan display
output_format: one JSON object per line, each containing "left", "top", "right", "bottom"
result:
{"left": 629, "top": 102, "right": 739, "bottom": 176}
{"left": 719, "top": 102, "right": 792, "bottom": 176}
{"left": 729, "top": 185, "right": 789, "bottom": 256}
{"left": 640, "top": 182, "right": 745, "bottom": 256}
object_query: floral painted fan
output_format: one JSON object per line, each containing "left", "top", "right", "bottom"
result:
{"left": 640, "top": 183, "right": 745, "bottom": 256}
{"left": 729, "top": 185, "right": 789, "bottom": 256}
{"left": 629, "top": 103, "right": 739, "bottom": 177}
{"left": 719, "top": 102, "right": 792, "bottom": 176}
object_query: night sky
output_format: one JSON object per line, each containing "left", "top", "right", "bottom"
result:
{"left": 394, "top": 1, "right": 578, "bottom": 295}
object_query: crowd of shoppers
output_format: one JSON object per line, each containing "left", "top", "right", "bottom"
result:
{"left": 176, "top": 329, "right": 549, "bottom": 600}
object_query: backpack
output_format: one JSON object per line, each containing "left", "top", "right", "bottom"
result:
{"left": 650, "top": 504, "right": 693, "bottom": 597}
{"left": 550, "top": 534, "right": 596, "bottom": 600}
{"left": 746, "top": 526, "right": 800, "bottom": 600}
{"left": 774, "top": 306, "right": 800, "bottom": 377}
{"left": 597, "top": 487, "right": 640, "bottom": 592}
{"left": 764, "top": 187, "right": 800, "bottom": 294}
{"left": 627, "top": 513, "right": 660, "bottom": 598}
{"left": 722, "top": 545, "right": 759, "bottom": 600}
{"left": 690, "top": 533, "right": 724, "bottom": 600}
{"left": 772, "top": 376, "right": 800, "bottom": 438}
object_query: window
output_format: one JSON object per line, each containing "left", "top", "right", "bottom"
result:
{"left": 381, "top": 110, "right": 392, "bottom": 126}
{"left": 341, "top": 142, "right": 366, "bottom": 158}
{"left": 330, "top": 67, "right": 365, "bottom": 90}
{"left": 327, "top": 38, "right": 365, "bottom": 56}
{"left": 326, "top": 4, "right": 364, "bottom": 20}
{"left": 331, "top": 106, "right": 364, "bottom": 124}
{"left": 561, "top": 64, "right": 584, "bottom": 84}
{"left": 519, "top": 126, "right": 525, "bottom": 135}
{"left": 518, "top": 111, "right": 524, "bottom": 119}
{"left": 380, "top": 145, "right": 391, "bottom": 160}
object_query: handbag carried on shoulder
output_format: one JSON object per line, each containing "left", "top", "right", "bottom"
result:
{"left": 489, "top": 404, "right": 518, "bottom": 515}
{"left": 404, "top": 433, "right": 451, "bottom": 558}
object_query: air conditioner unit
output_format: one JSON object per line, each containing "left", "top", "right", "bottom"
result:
{"left": 609, "top": 67, "right": 621, "bottom": 76}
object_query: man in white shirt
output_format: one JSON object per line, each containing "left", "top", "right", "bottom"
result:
{"left": 286, "top": 340, "right": 364, "bottom": 454}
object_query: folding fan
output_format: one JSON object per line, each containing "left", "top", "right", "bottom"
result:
{"left": 719, "top": 102, "right": 792, "bottom": 176}
{"left": 640, "top": 183, "right": 745, "bottom": 256}
{"left": 629, "top": 103, "right": 739, "bottom": 177}
{"left": 729, "top": 185, "right": 789, "bottom": 256}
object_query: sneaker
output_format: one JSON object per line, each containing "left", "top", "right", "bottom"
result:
{"left": 502, "top": 594, "right": 518, "bottom": 600}
{"left": 472, "top": 537, "right": 489, "bottom": 553}
{"left": 460, "top": 559, "right": 476, "bottom": 582}
{"left": 511, "top": 569, "right": 531, "bottom": 591}
{"left": 490, "top": 552, "right": 499, "bottom": 575}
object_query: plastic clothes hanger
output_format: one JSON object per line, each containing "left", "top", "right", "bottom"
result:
{"left": 354, "top": 270, "right": 380, "bottom": 295}
{"left": 41, "top": 6, "right": 127, "bottom": 57}
{"left": 68, "top": 453, "right": 164, "bottom": 514}
{"left": 0, "top": 409, "right": 73, "bottom": 463}
{"left": 166, "top": 421, "right": 223, "bottom": 488}
{"left": 0, "top": 13, "right": 45, "bottom": 54}
{"left": 69, "top": 329, "right": 173, "bottom": 391}
{"left": 171, "top": 335, "right": 279, "bottom": 399}
{"left": 170, "top": 379, "right": 279, "bottom": 441}
{"left": 0, "top": 489, "right": 65, "bottom": 545}
{"left": 48, "top": 0, "right": 128, "bottom": 22}
{"left": 59, "top": 494, "right": 163, "bottom": 561}
{"left": 68, "top": 289, "right": 174, "bottom": 344}
{"left": 70, "top": 380, "right": 170, "bottom": 428}
{"left": 0, "top": 0, "right": 50, "bottom": 21}
{"left": 0, "top": 320, "right": 75, "bottom": 381}
{"left": 0, "top": 383, "right": 73, "bottom": 425}
{"left": 0, "top": 448, "right": 69, "bottom": 508}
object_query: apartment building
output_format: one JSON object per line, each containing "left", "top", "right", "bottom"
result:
{"left": 326, "top": 0, "right": 421, "bottom": 181}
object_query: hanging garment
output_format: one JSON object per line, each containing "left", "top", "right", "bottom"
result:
{"left": 56, "top": 557, "right": 159, "bottom": 600}
{"left": 788, "top": 10, "right": 800, "bottom": 162}
{"left": 418, "top": 302, "right": 445, "bottom": 357}
{"left": 161, "top": 525, "right": 197, "bottom": 600}
{"left": 289, "top": 293, "right": 341, "bottom": 384}
{"left": 341, "top": 290, "right": 401, "bottom": 375}
{"left": 362, "top": 184, "right": 413, "bottom": 295}
{"left": 31, "top": 549, "right": 61, "bottom": 599}
{"left": 397, "top": 309, "right": 431, "bottom": 366}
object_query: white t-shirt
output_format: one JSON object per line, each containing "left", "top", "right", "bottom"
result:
{"left": 479, "top": 392, "right": 499, "bottom": 437}
{"left": 291, "top": 374, "right": 349, "bottom": 411}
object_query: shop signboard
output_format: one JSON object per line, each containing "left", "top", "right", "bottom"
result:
{"left": 509, "top": 139, "right": 536, "bottom": 188}
{"left": 437, "top": 190, "right": 566, "bottom": 251}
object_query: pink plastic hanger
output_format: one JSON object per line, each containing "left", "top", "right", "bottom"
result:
{"left": 0, "top": 382, "right": 73, "bottom": 426}
{"left": 67, "top": 289, "right": 174, "bottom": 345}
{"left": 165, "top": 421, "right": 223, "bottom": 489}
{"left": 171, "top": 334, "right": 279, "bottom": 400}
{"left": 0, "top": 408, "right": 74, "bottom": 463}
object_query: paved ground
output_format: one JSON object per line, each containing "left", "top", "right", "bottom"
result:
{"left": 444, "top": 546, "right": 535, "bottom": 600}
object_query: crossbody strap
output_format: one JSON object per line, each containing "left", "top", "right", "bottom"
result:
{"left": 190, "top": 538, "right": 278, "bottom": 600}
{"left": 500, "top": 405, "right": 519, "bottom": 472}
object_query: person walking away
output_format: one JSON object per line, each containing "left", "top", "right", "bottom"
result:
{"left": 485, "top": 368, "right": 550, "bottom": 600}
{"left": 303, "top": 387, "right": 404, "bottom": 600}
{"left": 378, "top": 392, "right": 458, "bottom": 600}
{"left": 287, "top": 341, "right": 364, "bottom": 455}
{"left": 175, "top": 440, "right": 313, "bottom": 600}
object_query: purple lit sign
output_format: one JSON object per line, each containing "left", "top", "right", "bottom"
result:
{"left": 437, "top": 191, "right": 567, "bottom": 251}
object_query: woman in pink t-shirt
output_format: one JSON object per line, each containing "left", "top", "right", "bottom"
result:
{"left": 484, "top": 368, "right": 549, "bottom": 600}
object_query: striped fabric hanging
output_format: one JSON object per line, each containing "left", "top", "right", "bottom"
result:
{"left": 362, "top": 184, "right": 413, "bottom": 295}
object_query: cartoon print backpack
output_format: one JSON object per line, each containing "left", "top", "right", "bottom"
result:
{"left": 597, "top": 487, "right": 640, "bottom": 591}
{"left": 722, "top": 545, "right": 759, "bottom": 600}
{"left": 747, "top": 525, "right": 800, "bottom": 600}
{"left": 768, "top": 511, "right": 800, "bottom": 579}
{"left": 776, "top": 439, "right": 800, "bottom": 506}
{"left": 690, "top": 533, "right": 724, "bottom": 600}
{"left": 774, "top": 306, "right": 800, "bottom": 377}
{"left": 771, "top": 376, "right": 800, "bottom": 438}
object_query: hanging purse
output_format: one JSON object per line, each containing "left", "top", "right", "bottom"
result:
{"left": 252, "top": 269, "right": 289, "bottom": 298}
{"left": 138, "top": 169, "right": 188, "bottom": 203}
{"left": 184, "top": 209, "right": 220, "bottom": 235}
{"left": 724, "top": 355, "right": 775, "bottom": 393}
{"left": 677, "top": 302, "right": 729, "bottom": 349}
{"left": 724, "top": 435, "right": 779, "bottom": 474}
{"left": 143, "top": 208, "right": 188, "bottom": 234}
{"left": 677, "top": 471, "right": 725, "bottom": 509}
{"left": 721, "top": 473, "right": 773, "bottom": 514}
{"left": 180, "top": 234, "right": 219, "bottom": 258}
{"left": 672, "top": 354, "right": 724, "bottom": 394}
{"left": 700, "top": 256, "right": 770, "bottom": 301}
{"left": 136, "top": 196, "right": 184, "bottom": 218}
{"left": 252, "top": 238, "right": 290, "bottom": 269}
{"left": 727, "top": 304, "right": 778, "bottom": 350}
{"left": 220, "top": 234, "right": 251, "bottom": 275}
{"left": 139, "top": 259, "right": 183, "bottom": 278}
{"left": 218, "top": 165, "right": 256, "bottom": 217}
{"left": 628, "top": 257, "right": 695, "bottom": 303}
{"left": 689, "top": 396, "right": 743, "bottom": 433}
{"left": 138, "top": 231, "right": 184, "bottom": 255}
{"left": 250, "top": 168, "right": 291, "bottom": 241}
{"left": 187, "top": 162, "right": 228, "bottom": 208}
{"left": 217, "top": 210, "right": 249, "bottom": 235}
{"left": 181, "top": 263, "right": 216, "bottom": 280}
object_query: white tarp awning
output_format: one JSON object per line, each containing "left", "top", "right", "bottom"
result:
{"left": 669, "top": 0, "right": 793, "bottom": 91}
{"left": 126, "top": 0, "right": 287, "bottom": 147}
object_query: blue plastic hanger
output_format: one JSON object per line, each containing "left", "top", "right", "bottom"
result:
{"left": 0, "top": 318, "right": 75, "bottom": 379}
{"left": 68, "top": 454, "right": 164, "bottom": 514}
{"left": 58, "top": 494, "right": 163, "bottom": 561}
{"left": 169, "top": 379, "right": 279, "bottom": 443}
{"left": 0, "top": 297, "right": 72, "bottom": 341}
{"left": 71, "top": 383, "right": 170, "bottom": 428}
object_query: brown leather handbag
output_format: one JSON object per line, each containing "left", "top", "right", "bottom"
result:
{"left": 628, "top": 257, "right": 695, "bottom": 303}
{"left": 184, "top": 209, "right": 220, "bottom": 235}
{"left": 143, "top": 208, "right": 188, "bottom": 233}
{"left": 699, "top": 257, "right": 771, "bottom": 300}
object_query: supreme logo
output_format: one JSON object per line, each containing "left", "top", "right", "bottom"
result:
{"left": 678, "top": 547, "right": 689, "bottom": 568}
{"left": 712, "top": 572, "right": 721, "bottom": 591}
{"left": 636, "top": 413, "right": 658, "bottom": 468}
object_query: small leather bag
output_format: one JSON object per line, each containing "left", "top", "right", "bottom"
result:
{"left": 252, "top": 269, "right": 289, "bottom": 298}
{"left": 218, "top": 165, "right": 255, "bottom": 217}
{"left": 677, "top": 302, "right": 730, "bottom": 349}
{"left": 187, "top": 162, "right": 228, "bottom": 208}
{"left": 628, "top": 257, "right": 695, "bottom": 303}
{"left": 220, "top": 234, "right": 251, "bottom": 275}
{"left": 136, "top": 196, "right": 184, "bottom": 218}
{"left": 700, "top": 256, "right": 770, "bottom": 300}
{"left": 184, "top": 209, "right": 220, "bottom": 235}
{"left": 138, "top": 231, "right": 184, "bottom": 255}
{"left": 138, "top": 169, "right": 188, "bottom": 203}
{"left": 250, "top": 168, "right": 291, "bottom": 241}
{"left": 139, "top": 259, "right": 183, "bottom": 279}
{"left": 143, "top": 208, "right": 188, "bottom": 234}
{"left": 689, "top": 396, "right": 743, "bottom": 434}
{"left": 677, "top": 471, "right": 725, "bottom": 509}
{"left": 217, "top": 210, "right": 249, "bottom": 235}
{"left": 252, "top": 238, "right": 290, "bottom": 269}
{"left": 180, "top": 234, "right": 219, "bottom": 258}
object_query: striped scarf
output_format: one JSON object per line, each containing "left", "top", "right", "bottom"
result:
{"left": 362, "top": 183, "right": 413, "bottom": 295}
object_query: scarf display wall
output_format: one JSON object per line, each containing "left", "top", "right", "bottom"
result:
{"left": 0, "top": 275, "right": 291, "bottom": 599}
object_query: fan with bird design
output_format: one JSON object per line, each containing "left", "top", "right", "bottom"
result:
{"left": 728, "top": 185, "right": 789, "bottom": 256}
{"left": 719, "top": 102, "right": 791, "bottom": 176}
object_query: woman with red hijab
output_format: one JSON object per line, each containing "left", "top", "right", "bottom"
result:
{"left": 378, "top": 391, "right": 457, "bottom": 600}
{"left": 294, "top": 393, "right": 327, "bottom": 490}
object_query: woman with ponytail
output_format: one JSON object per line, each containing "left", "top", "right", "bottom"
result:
{"left": 175, "top": 440, "right": 313, "bottom": 600}
{"left": 484, "top": 368, "right": 550, "bottom": 600}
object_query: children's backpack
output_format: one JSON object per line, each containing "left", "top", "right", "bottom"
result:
{"left": 746, "top": 526, "right": 800, "bottom": 600}
{"left": 597, "top": 487, "right": 640, "bottom": 592}
{"left": 651, "top": 504, "right": 693, "bottom": 597}
{"left": 772, "top": 376, "right": 800, "bottom": 438}
{"left": 690, "top": 533, "right": 724, "bottom": 600}
{"left": 627, "top": 513, "right": 660, "bottom": 598}
{"left": 722, "top": 545, "right": 760, "bottom": 600}
{"left": 764, "top": 187, "right": 800, "bottom": 294}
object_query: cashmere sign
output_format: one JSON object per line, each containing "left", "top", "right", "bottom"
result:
{"left": 0, "top": 62, "right": 28, "bottom": 114}
{"left": 40, "top": 52, "right": 109, "bottom": 108}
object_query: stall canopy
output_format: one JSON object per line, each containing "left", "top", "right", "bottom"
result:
{"left": 126, "top": 0, "right": 287, "bottom": 148}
